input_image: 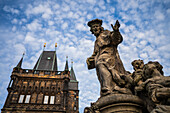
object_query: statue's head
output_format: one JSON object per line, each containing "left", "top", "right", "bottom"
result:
{"left": 88, "top": 19, "right": 104, "bottom": 37}
{"left": 143, "top": 61, "right": 164, "bottom": 80}
{"left": 131, "top": 59, "right": 144, "bottom": 71}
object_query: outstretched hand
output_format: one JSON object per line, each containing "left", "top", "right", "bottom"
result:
{"left": 111, "top": 20, "right": 120, "bottom": 31}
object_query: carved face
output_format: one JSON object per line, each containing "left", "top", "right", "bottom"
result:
{"left": 143, "top": 61, "right": 163, "bottom": 79}
{"left": 132, "top": 60, "right": 144, "bottom": 71}
{"left": 91, "top": 24, "right": 101, "bottom": 37}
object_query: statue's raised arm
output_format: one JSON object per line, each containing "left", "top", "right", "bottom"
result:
{"left": 111, "top": 20, "right": 120, "bottom": 32}
{"left": 110, "top": 20, "right": 123, "bottom": 45}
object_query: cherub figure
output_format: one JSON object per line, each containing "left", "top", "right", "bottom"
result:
{"left": 131, "top": 59, "right": 145, "bottom": 92}
{"left": 142, "top": 61, "right": 170, "bottom": 112}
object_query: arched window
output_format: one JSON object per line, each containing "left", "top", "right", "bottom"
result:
{"left": 74, "top": 106, "right": 76, "bottom": 110}
{"left": 18, "top": 95, "right": 24, "bottom": 103}
{"left": 25, "top": 95, "right": 31, "bottom": 103}
{"left": 50, "top": 96, "right": 55, "bottom": 104}
{"left": 44, "top": 95, "right": 49, "bottom": 104}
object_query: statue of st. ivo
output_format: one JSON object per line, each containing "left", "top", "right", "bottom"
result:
{"left": 86, "top": 19, "right": 130, "bottom": 96}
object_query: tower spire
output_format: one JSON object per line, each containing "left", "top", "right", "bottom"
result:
{"left": 64, "top": 56, "right": 69, "bottom": 71}
{"left": 70, "top": 59, "right": 77, "bottom": 82}
{"left": 16, "top": 52, "right": 25, "bottom": 68}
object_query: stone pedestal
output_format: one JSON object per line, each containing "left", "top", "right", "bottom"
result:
{"left": 84, "top": 94, "right": 144, "bottom": 113}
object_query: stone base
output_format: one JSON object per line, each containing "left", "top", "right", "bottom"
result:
{"left": 100, "top": 102, "right": 142, "bottom": 113}
{"left": 84, "top": 94, "right": 144, "bottom": 113}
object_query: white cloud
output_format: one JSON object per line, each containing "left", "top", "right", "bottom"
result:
{"left": 48, "top": 21, "right": 54, "bottom": 26}
{"left": 27, "top": 20, "right": 42, "bottom": 31}
{"left": 25, "top": 34, "right": 36, "bottom": 42}
{"left": 62, "top": 22, "right": 68, "bottom": 29}
{"left": 3, "top": 5, "right": 19, "bottom": 14}
{"left": 110, "top": 7, "right": 115, "bottom": 13}
{"left": 12, "top": 26, "right": 17, "bottom": 31}
{"left": 75, "top": 23, "right": 88, "bottom": 31}
{"left": 53, "top": 4, "right": 60, "bottom": 9}
{"left": 107, "top": 0, "right": 111, "bottom": 3}
{"left": 140, "top": 52, "right": 148, "bottom": 59}
{"left": 167, "top": 8, "right": 170, "bottom": 14}
{"left": 25, "top": 4, "right": 44, "bottom": 15}
{"left": 86, "top": 0, "right": 96, "bottom": 4}
{"left": 25, "top": 4, "right": 53, "bottom": 18}
{"left": 11, "top": 18, "right": 18, "bottom": 24}
{"left": 154, "top": 10, "right": 165, "bottom": 21}
{"left": 97, "top": 0, "right": 106, "bottom": 10}
{"left": 14, "top": 44, "right": 26, "bottom": 56}
{"left": 62, "top": 3, "right": 70, "bottom": 12}
{"left": 87, "top": 14, "right": 93, "bottom": 19}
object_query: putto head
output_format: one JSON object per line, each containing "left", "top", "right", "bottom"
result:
{"left": 131, "top": 59, "right": 144, "bottom": 71}
{"left": 143, "top": 61, "right": 164, "bottom": 79}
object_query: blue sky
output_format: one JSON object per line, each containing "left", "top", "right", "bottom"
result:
{"left": 0, "top": 0, "right": 170, "bottom": 112}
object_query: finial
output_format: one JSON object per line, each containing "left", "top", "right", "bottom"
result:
{"left": 55, "top": 43, "right": 57, "bottom": 47}
{"left": 71, "top": 59, "right": 73, "bottom": 67}
{"left": 22, "top": 52, "right": 25, "bottom": 57}
{"left": 55, "top": 43, "right": 57, "bottom": 51}
{"left": 43, "top": 43, "right": 46, "bottom": 50}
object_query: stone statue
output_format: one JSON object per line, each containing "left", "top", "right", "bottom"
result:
{"left": 142, "top": 61, "right": 170, "bottom": 112}
{"left": 131, "top": 59, "right": 145, "bottom": 93}
{"left": 84, "top": 19, "right": 170, "bottom": 113}
{"left": 86, "top": 19, "right": 130, "bottom": 96}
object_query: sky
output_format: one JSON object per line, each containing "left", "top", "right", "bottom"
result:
{"left": 0, "top": 0, "right": 170, "bottom": 112}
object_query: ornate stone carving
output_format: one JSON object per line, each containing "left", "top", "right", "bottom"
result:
{"left": 141, "top": 61, "right": 170, "bottom": 112}
{"left": 86, "top": 19, "right": 130, "bottom": 96}
{"left": 85, "top": 19, "right": 170, "bottom": 113}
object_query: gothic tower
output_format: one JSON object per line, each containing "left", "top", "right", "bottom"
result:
{"left": 1, "top": 50, "right": 79, "bottom": 113}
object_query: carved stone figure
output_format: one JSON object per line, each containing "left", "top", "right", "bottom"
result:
{"left": 85, "top": 19, "right": 170, "bottom": 113}
{"left": 131, "top": 59, "right": 145, "bottom": 93}
{"left": 86, "top": 19, "right": 130, "bottom": 96}
{"left": 139, "top": 61, "right": 170, "bottom": 112}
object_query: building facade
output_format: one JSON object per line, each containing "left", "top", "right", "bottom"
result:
{"left": 1, "top": 51, "right": 79, "bottom": 113}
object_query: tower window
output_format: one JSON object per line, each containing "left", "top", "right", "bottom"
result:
{"left": 47, "top": 57, "right": 51, "bottom": 60}
{"left": 50, "top": 96, "right": 55, "bottom": 104}
{"left": 18, "top": 95, "right": 25, "bottom": 103}
{"left": 74, "top": 96, "right": 76, "bottom": 100}
{"left": 44, "top": 95, "right": 49, "bottom": 104}
{"left": 25, "top": 95, "right": 31, "bottom": 103}
{"left": 9, "top": 79, "right": 13, "bottom": 87}
{"left": 74, "top": 106, "right": 76, "bottom": 110}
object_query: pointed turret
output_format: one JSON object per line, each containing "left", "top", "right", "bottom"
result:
{"left": 15, "top": 53, "right": 24, "bottom": 69}
{"left": 64, "top": 56, "right": 69, "bottom": 71}
{"left": 70, "top": 60, "right": 77, "bottom": 82}
{"left": 68, "top": 60, "right": 78, "bottom": 90}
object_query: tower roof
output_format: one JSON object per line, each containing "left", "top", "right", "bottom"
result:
{"left": 33, "top": 51, "right": 58, "bottom": 71}
{"left": 64, "top": 56, "right": 69, "bottom": 71}
{"left": 15, "top": 53, "right": 24, "bottom": 68}
{"left": 70, "top": 61, "right": 77, "bottom": 82}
